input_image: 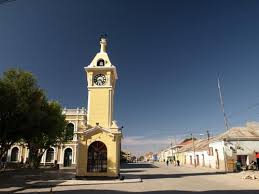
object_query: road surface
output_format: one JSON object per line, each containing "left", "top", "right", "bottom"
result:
{"left": 1, "top": 162, "right": 259, "bottom": 193}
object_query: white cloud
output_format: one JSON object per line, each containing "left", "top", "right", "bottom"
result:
{"left": 122, "top": 135, "right": 172, "bottom": 146}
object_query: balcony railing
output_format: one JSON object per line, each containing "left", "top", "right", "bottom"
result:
{"left": 62, "top": 107, "right": 87, "bottom": 115}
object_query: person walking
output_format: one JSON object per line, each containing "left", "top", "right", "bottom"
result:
{"left": 166, "top": 160, "right": 169, "bottom": 166}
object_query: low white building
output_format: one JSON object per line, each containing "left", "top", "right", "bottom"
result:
{"left": 209, "top": 122, "right": 259, "bottom": 171}
{"left": 178, "top": 122, "right": 259, "bottom": 172}
{"left": 158, "top": 147, "right": 173, "bottom": 162}
{"left": 178, "top": 138, "right": 213, "bottom": 167}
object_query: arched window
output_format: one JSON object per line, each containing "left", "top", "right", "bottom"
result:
{"left": 66, "top": 123, "right": 74, "bottom": 141}
{"left": 97, "top": 59, "right": 105, "bottom": 66}
{"left": 46, "top": 148, "right": 54, "bottom": 163}
{"left": 87, "top": 141, "right": 107, "bottom": 172}
{"left": 64, "top": 148, "right": 72, "bottom": 167}
{"left": 11, "top": 147, "right": 19, "bottom": 162}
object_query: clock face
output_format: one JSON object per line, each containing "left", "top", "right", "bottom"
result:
{"left": 94, "top": 74, "right": 106, "bottom": 86}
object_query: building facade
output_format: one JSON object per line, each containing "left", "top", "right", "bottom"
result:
{"left": 7, "top": 107, "right": 86, "bottom": 168}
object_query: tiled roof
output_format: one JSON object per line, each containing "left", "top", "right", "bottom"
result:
{"left": 213, "top": 123, "right": 259, "bottom": 141}
{"left": 178, "top": 138, "right": 212, "bottom": 153}
{"left": 179, "top": 139, "right": 193, "bottom": 146}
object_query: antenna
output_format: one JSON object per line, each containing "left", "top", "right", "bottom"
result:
{"left": 217, "top": 75, "right": 229, "bottom": 131}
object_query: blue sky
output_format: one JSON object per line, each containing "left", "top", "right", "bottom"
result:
{"left": 0, "top": 0, "right": 259, "bottom": 155}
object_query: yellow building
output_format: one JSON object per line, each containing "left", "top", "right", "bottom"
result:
{"left": 76, "top": 37, "right": 122, "bottom": 177}
{"left": 6, "top": 38, "right": 122, "bottom": 178}
{"left": 6, "top": 108, "right": 87, "bottom": 168}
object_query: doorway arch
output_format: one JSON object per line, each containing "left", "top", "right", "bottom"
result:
{"left": 11, "top": 147, "right": 19, "bottom": 162}
{"left": 87, "top": 141, "right": 107, "bottom": 172}
{"left": 64, "top": 148, "right": 72, "bottom": 167}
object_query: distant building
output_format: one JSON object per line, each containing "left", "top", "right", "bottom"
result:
{"left": 152, "top": 153, "right": 158, "bottom": 161}
{"left": 144, "top": 152, "right": 153, "bottom": 162}
{"left": 158, "top": 139, "right": 192, "bottom": 163}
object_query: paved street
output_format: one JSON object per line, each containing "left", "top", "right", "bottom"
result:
{"left": 1, "top": 162, "right": 259, "bottom": 193}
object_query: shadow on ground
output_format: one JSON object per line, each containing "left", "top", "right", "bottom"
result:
{"left": 138, "top": 172, "right": 226, "bottom": 179}
{"left": 121, "top": 163, "right": 158, "bottom": 169}
{"left": 0, "top": 168, "right": 74, "bottom": 193}
{"left": 121, "top": 163, "right": 226, "bottom": 180}
{"left": 18, "top": 189, "right": 259, "bottom": 194}
{"left": 120, "top": 169, "right": 146, "bottom": 173}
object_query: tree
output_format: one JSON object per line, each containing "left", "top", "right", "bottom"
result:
{"left": 120, "top": 150, "right": 127, "bottom": 163}
{"left": 131, "top": 156, "right": 136, "bottom": 162}
{"left": 0, "top": 79, "right": 20, "bottom": 159}
{"left": 0, "top": 69, "right": 39, "bottom": 160}
{"left": 138, "top": 156, "right": 144, "bottom": 161}
{"left": 0, "top": 69, "right": 67, "bottom": 168}
{"left": 25, "top": 101, "right": 67, "bottom": 168}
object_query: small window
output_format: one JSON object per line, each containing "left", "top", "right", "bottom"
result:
{"left": 208, "top": 147, "right": 214, "bottom": 156}
{"left": 97, "top": 59, "right": 105, "bottom": 66}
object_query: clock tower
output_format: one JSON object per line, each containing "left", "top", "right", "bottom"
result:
{"left": 85, "top": 37, "right": 118, "bottom": 129}
{"left": 76, "top": 37, "right": 122, "bottom": 178}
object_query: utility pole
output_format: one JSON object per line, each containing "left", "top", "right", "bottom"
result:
{"left": 191, "top": 133, "right": 196, "bottom": 167}
{"left": 217, "top": 75, "right": 229, "bottom": 172}
{"left": 218, "top": 76, "right": 229, "bottom": 131}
